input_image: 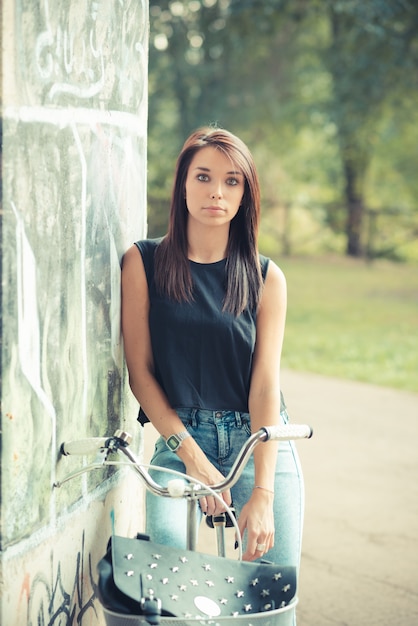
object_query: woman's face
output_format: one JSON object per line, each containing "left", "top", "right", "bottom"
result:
{"left": 184, "top": 146, "right": 245, "bottom": 228}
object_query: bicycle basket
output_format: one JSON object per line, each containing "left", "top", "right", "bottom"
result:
{"left": 97, "top": 534, "right": 297, "bottom": 626}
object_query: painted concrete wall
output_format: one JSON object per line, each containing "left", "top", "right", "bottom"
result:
{"left": 1, "top": 1, "right": 148, "bottom": 623}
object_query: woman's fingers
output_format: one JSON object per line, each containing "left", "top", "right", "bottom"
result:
{"left": 237, "top": 501, "right": 275, "bottom": 561}
{"left": 249, "top": 534, "right": 274, "bottom": 557}
{"left": 200, "top": 489, "right": 231, "bottom": 516}
{"left": 199, "top": 496, "right": 219, "bottom": 516}
{"left": 243, "top": 528, "right": 274, "bottom": 560}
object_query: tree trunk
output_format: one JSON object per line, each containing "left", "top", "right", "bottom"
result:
{"left": 343, "top": 157, "right": 365, "bottom": 257}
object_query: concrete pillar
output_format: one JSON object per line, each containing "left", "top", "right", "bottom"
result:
{"left": 1, "top": 1, "right": 148, "bottom": 623}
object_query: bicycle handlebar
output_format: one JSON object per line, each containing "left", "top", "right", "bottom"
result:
{"left": 62, "top": 437, "right": 109, "bottom": 456}
{"left": 54, "top": 424, "right": 312, "bottom": 494}
{"left": 263, "top": 423, "right": 313, "bottom": 441}
{"left": 61, "top": 429, "right": 132, "bottom": 456}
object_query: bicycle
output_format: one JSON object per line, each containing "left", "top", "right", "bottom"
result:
{"left": 55, "top": 423, "right": 312, "bottom": 626}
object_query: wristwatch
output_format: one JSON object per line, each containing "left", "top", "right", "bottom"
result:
{"left": 165, "top": 430, "right": 191, "bottom": 452}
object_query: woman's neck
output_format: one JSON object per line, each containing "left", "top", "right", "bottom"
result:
{"left": 187, "top": 223, "right": 229, "bottom": 264}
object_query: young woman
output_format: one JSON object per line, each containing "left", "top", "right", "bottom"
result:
{"left": 121, "top": 127, "right": 304, "bottom": 570}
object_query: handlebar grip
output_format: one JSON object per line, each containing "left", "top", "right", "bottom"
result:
{"left": 264, "top": 424, "right": 313, "bottom": 441}
{"left": 61, "top": 437, "right": 109, "bottom": 456}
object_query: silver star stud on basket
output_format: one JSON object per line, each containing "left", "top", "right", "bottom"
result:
{"left": 250, "top": 578, "right": 259, "bottom": 586}
{"left": 273, "top": 572, "right": 282, "bottom": 581}
{"left": 225, "top": 576, "right": 234, "bottom": 583}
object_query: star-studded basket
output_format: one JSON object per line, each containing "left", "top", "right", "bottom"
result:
{"left": 97, "top": 534, "right": 298, "bottom": 626}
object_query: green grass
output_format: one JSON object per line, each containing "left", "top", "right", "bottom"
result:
{"left": 275, "top": 256, "right": 418, "bottom": 393}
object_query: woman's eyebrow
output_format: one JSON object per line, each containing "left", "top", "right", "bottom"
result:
{"left": 193, "top": 166, "right": 243, "bottom": 175}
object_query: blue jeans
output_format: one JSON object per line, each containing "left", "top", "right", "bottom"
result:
{"left": 145, "top": 407, "right": 305, "bottom": 570}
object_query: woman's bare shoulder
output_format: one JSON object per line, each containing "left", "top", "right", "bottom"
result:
{"left": 264, "top": 259, "right": 287, "bottom": 295}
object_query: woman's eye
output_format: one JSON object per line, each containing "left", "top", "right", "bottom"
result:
{"left": 197, "top": 174, "right": 209, "bottom": 182}
{"left": 227, "top": 177, "right": 239, "bottom": 186}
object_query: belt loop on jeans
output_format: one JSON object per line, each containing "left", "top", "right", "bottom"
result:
{"left": 234, "top": 411, "right": 242, "bottom": 427}
{"left": 190, "top": 409, "right": 198, "bottom": 428}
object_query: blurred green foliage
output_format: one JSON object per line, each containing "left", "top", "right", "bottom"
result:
{"left": 278, "top": 255, "right": 418, "bottom": 392}
{"left": 147, "top": 0, "right": 418, "bottom": 261}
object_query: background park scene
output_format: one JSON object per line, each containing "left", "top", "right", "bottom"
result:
{"left": 146, "top": 0, "right": 418, "bottom": 395}
{"left": 144, "top": 3, "right": 418, "bottom": 623}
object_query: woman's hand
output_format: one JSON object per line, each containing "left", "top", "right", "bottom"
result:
{"left": 237, "top": 488, "right": 275, "bottom": 561}
{"left": 178, "top": 441, "right": 232, "bottom": 516}
{"left": 186, "top": 458, "right": 232, "bottom": 516}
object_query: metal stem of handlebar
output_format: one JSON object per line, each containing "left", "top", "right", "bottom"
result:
{"left": 187, "top": 499, "right": 199, "bottom": 551}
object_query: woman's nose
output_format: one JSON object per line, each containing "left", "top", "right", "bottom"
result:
{"left": 210, "top": 185, "right": 222, "bottom": 199}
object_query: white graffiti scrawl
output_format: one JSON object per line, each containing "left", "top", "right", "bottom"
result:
{"left": 1, "top": 0, "right": 149, "bottom": 623}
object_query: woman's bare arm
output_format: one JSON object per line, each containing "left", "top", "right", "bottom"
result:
{"left": 121, "top": 244, "right": 231, "bottom": 513}
{"left": 238, "top": 260, "right": 287, "bottom": 559}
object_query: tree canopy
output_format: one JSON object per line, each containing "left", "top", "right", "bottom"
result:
{"left": 147, "top": 0, "right": 418, "bottom": 260}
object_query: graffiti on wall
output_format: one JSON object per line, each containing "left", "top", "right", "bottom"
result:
{"left": 22, "top": 0, "right": 147, "bottom": 106}
{"left": 1, "top": 0, "right": 148, "bottom": 622}
{"left": 22, "top": 532, "right": 98, "bottom": 625}
{"left": 3, "top": 0, "right": 147, "bottom": 545}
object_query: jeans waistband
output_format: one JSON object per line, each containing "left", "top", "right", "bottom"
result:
{"left": 175, "top": 407, "right": 250, "bottom": 427}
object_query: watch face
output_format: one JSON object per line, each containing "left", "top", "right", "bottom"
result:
{"left": 166, "top": 435, "right": 180, "bottom": 451}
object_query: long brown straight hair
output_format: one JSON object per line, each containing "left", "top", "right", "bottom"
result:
{"left": 154, "top": 127, "right": 263, "bottom": 316}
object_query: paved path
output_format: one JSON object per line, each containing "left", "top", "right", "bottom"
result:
{"left": 280, "top": 369, "right": 418, "bottom": 626}
{"left": 143, "top": 369, "right": 418, "bottom": 625}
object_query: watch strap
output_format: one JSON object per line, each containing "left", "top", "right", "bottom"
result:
{"left": 165, "top": 430, "right": 191, "bottom": 451}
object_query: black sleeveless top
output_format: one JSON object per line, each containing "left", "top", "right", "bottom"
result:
{"left": 135, "top": 238, "right": 270, "bottom": 425}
